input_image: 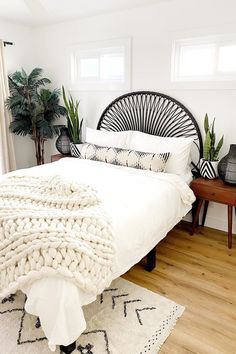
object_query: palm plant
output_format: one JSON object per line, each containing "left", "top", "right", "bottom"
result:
{"left": 203, "top": 113, "right": 224, "bottom": 161}
{"left": 6, "top": 68, "right": 66, "bottom": 165}
{"left": 62, "top": 86, "right": 83, "bottom": 144}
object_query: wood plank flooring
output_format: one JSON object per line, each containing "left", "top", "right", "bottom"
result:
{"left": 122, "top": 222, "right": 236, "bottom": 354}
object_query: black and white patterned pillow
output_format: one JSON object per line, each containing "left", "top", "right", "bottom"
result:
{"left": 80, "top": 143, "right": 170, "bottom": 173}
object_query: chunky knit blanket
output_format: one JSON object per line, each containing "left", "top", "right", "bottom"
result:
{"left": 0, "top": 174, "right": 115, "bottom": 298}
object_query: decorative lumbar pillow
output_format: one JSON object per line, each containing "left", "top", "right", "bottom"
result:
{"left": 126, "top": 131, "right": 193, "bottom": 176}
{"left": 80, "top": 143, "right": 170, "bottom": 172}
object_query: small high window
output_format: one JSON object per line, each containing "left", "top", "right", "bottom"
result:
{"left": 171, "top": 35, "right": 236, "bottom": 82}
{"left": 69, "top": 38, "right": 131, "bottom": 91}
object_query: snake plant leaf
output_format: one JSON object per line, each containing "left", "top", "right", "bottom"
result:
{"left": 204, "top": 130, "right": 211, "bottom": 160}
{"left": 213, "top": 135, "right": 224, "bottom": 161}
{"left": 210, "top": 146, "right": 215, "bottom": 161}
{"left": 62, "top": 86, "right": 70, "bottom": 112}
{"left": 209, "top": 124, "right": 215, "bottom": 151}
{"left": 204, "top": 113, "right": 209, "bottom": 134}
{"left": 79, "top": 118, "right": 84, "bottom": 140}
{"left": 62, "top": 86, "right": 83, "bottom": 144}
{"left": 210, "top": 118, "right": 215, "bottom": 137}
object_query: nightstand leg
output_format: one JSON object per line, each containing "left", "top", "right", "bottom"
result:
{"left": 191, "top": 199, "right": 204, "bottom": 235}
{"left": 192, "top": 200, "right": 199, "bottom": 227}
{"left": 202, "top": 200, "right": 209, "bottom": 226}
{"left": 228, "top": 205, "right": 233, "bottom": 249}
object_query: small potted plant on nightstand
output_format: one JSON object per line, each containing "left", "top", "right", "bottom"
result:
{"left": 62, "top": 86, "right": 83, "bottom": 157}
{"left": 200, "top": 113, "right": 224, "bottom": 179}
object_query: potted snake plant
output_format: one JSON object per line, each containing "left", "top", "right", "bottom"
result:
{"left": 62, "top": 86, "right": 83, "bottom": 157}
{"left": 200, "top": 114, "right": 224, "bottom": 179}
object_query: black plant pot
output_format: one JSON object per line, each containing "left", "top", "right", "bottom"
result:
{"left": 55, "top": 127, "right": 71, "bottom": 155}
{"left": 218, "top": 144, "right": 236, "bottom": 185}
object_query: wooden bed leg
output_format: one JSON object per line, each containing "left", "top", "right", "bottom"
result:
{"left": 146, "top": 246, "right": 156, "bottom": 272}
{"left": 60, "top": 342, "right": 76, "bottom": 354}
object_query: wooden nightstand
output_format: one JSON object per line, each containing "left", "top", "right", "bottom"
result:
{"left": 51, "top": 154, "right": 71, "bottom": 162}
{"left": 190, "top": 177, "right": 236, "bottom": 248}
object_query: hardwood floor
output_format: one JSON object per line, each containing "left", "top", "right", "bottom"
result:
{"left": 122, "top": 222, "right": 236, "bottom": 354}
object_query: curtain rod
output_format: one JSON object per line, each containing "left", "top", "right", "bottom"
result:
{"left": 4, "top": 41, "right": 13, "bottom": 47}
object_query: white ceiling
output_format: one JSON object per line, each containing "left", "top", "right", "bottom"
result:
{"left": 0, "top": 0, "right": 168, "bottom": 26}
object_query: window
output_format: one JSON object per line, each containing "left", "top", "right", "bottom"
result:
{"left": 171, "top": 35, "right": 236, "bottom": 82}
{"left": 68, "top": 38, "right": 131, "bottom": 91}
{"left": 218, "top": 45, "right": 236, "bottom": 73}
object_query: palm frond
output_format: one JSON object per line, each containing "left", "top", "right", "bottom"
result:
{"left": 38, "top": 88, "right": 67, "bottom": 123}
{"left": 28, "top": 68, "right": 43, "bottom": 83}
{"left": 9, "top": 70, "right": 27, "bottom": 86}
{"left": 9, "top": 118, "right": 32, "bottom": 136}
{"left": 34, "top": 78, "right": 51, "bottom": 88}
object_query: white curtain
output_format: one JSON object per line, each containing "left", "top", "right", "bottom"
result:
{"left": 0, "top": 39, "right": 16, "bottom": 174}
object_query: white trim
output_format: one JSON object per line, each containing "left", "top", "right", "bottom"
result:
{"left": 184, "top": 209, "right": 236, "bottom": 234}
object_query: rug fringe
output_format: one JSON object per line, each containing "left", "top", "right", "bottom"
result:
{"left": 140, "top": 305, "right": 185, "bottom": 354}
{"left": 156, "top": 305, "right": 185, "bottom": 353}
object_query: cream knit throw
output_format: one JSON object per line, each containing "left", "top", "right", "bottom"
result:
{"left": 0, "top": 174, "right": 115, "bottom": 298}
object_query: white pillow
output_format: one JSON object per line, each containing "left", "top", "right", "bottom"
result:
{"left": 126, "top": 131, "right": 193, "bottom": 176}
{"left": 86, "top": 127, "right": 129, "bottom": 149}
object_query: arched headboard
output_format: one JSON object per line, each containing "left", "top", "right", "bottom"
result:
{"left": 97, "top": 91, "right": 203, "bottom": 172}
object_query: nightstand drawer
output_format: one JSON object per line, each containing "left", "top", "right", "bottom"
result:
{"left": 191, "top": 177, "right": 236, "bottom": 249}
{"left": 191, "top": 184, "right": 236, "bottom": 205}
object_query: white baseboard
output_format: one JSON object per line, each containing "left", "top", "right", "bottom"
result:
{"left": 184, "top": 207, "right": 236, "bottom": 234}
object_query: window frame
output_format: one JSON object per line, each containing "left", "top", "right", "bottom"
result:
{"left": 171, "top": 34, "right": 236, "bottom": 83}
{"left": 68, "top": 37, "right": 131, "bottom": 91}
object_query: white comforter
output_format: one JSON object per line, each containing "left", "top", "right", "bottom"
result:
{"left": 1, "top": 158, "right": 195, "bottom": 350}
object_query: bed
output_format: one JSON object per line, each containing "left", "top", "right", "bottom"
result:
{"left": 0, "top": 91, "right": 203, "bottom": 353}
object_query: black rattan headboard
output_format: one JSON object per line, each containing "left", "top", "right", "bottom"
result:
{"left": 97, "top": 91, "right": 203, "bottom": 172}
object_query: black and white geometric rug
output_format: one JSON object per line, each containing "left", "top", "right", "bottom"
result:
{"left": 0, "top": 278, "right": 184, "bottom": 354}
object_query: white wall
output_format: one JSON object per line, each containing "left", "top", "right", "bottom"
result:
{"left": 31, "top": 0, "right": 236, "bottom": 233}
{"left": 0, "top": 20, "right": 36, "bottom": 168}
{"left": 3, "top": 0, "right": 236, "bottom": 233}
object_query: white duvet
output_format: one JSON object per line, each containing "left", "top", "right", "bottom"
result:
{"left": 1, "top": 158, "right": 195, "bottom": 350}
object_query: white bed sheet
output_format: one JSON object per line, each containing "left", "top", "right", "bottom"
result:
{"left": 2, "top": 158, "right": 195, "bottom": 350}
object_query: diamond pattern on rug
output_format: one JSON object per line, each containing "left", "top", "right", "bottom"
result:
{"left": 17, "top": 310, "right": 47, "bottom": 345}
{"left": 77, "top": 343, "right": 94, "bottom": 354}
{"left": 78, "top": 330, "right": 110, "bottom": 354}
{"left": 0, "top": 292, "right": 24, "bottom": 315}
{"left": 0, "top": 278, "right": 185, "bottom": 354}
